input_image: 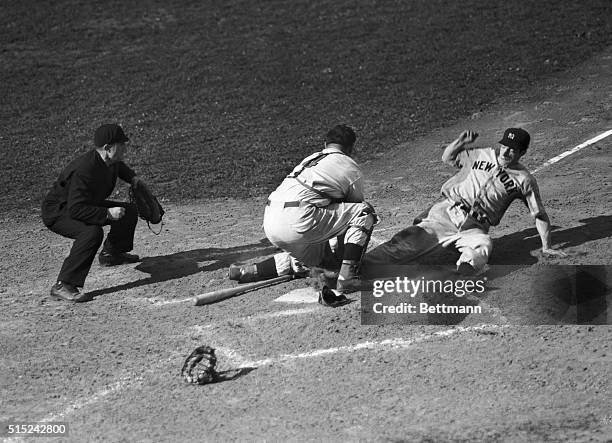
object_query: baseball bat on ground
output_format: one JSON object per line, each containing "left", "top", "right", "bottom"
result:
{"left": 193, "top": 275, "right": 294, "bottom": 306}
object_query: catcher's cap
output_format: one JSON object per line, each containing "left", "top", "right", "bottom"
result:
{"left": 325, "top": 124, "right": 356, "bottom": 148}
{"left": 94, "top": 124, "right": 129, "bottom": 147}
{"left": 499, "top": 127, "right": 530, "bottom": 151}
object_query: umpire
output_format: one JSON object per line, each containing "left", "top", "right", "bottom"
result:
{"left": 42, "top": 123, "right": 142, "bottom": 302}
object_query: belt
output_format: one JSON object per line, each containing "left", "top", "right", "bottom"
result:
{"left": 267, "top": 199, "right": 302, "bottom": 208}
{"left": 456, "top": 201, "right": 490, "bottom": 225}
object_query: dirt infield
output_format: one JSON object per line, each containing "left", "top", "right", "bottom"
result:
{"left": 2, "top": 41, "right": 612, "bottom": 442}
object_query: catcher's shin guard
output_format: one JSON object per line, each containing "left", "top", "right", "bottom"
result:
{"left": 336, "top": 208, "right": 376, "bottom": 293}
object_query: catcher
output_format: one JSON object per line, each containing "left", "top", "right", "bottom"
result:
{"left": 42, "top": 123, "right": 153, "bottom": 302}
{"left": 229, "top": 124, "right": 377, "bottom": 304}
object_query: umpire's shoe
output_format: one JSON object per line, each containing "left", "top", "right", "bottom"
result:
{"left": 99, "top": 251, "right": 140, "bottom": 267}
{"left": 50, "top": 282, "right": 92, "bottom": 302}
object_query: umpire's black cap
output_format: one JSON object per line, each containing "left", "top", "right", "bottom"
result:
{"left": 499, "top": 127, "right": 530, "bottom": 151}
{"left": 94, "top": 124, "right": 129, "bottom": 147}
{"left": 325, "top": 124, "right": 356, "bottom": 148}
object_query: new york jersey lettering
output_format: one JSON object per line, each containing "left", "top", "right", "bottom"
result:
{"left": 441, "top": 147, "right": 544, "bottom": 225}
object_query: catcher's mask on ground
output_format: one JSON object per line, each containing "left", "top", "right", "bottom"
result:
{"left": 181, "top": 346, "right": 218, "bottom": 385}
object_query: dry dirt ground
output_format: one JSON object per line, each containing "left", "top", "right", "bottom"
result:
{"left": 1, "top": 47, "right": 612, "bottom": 443}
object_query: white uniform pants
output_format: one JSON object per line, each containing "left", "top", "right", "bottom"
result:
{"left": 363, "top": 199, "right": 492, "bottom": 273}
{"left": 263, "top": 201, "right": 373, "bottom": 274}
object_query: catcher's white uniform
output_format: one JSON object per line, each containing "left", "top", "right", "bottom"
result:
{"left": 364, "top": 146, "right": 546, "bottom": 273}
{"left": 264, "top": 145, "right": 374, "bottom": 274}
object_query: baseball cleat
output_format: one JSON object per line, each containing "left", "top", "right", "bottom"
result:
{"left": 335, "top": 277, "right": 372, "bottom": 294}
{"left": 309, "top": 267, "right": 339, "bottom": 290}
{"left": 50, "top": 282, "right": 92, "bottom": 303}
{"left": 99, "top": 252, "right": 140, "bottom": 267}
{"left": 318, "top": 286, "right": 350, "bottom": 308}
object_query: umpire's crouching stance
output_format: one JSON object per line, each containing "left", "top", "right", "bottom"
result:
{"left": 42, "top": 124, "right": 143, "bottom": 302}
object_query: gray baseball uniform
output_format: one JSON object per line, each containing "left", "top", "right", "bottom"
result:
{"left": 264, "top": 145, "right": 374, "bottom": 274}
{"left": 364, "top": 146, "right": 545, "bottom": 273}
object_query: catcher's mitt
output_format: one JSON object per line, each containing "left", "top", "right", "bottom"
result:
{"left": 129, "top": 182, "right": 165, "bottom": 229}
{"left": 181, "top": 345, "right": 218, "bottom": 385}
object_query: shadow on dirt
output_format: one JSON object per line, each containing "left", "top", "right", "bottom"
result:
{"left": 401, "top": 214, "right": 612, "bottom": 270}
{"left": 86, "top": 238, "right": 278, "bottom": 299}
{"left": 490, "top": 215, "right": 612, "bottom": 265}
{"left": 211, "top": 367, "right": 257, "bottom": 384}
{"left": 375, "top": 215, "right": 612, "bottom": 270}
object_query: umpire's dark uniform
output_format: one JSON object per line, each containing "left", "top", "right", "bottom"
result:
{"left": 42, "top": 139, "right": 138, "bottom": 289}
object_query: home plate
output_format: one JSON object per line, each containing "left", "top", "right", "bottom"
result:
{"left": 274, "top": 287, "right": 319, "bottom": 304}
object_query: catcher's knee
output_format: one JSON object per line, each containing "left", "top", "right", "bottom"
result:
{"left": 346, "top": 211, "right": 376, "bottom": 246}
{"left": 359, "top": 201, "right": 378, "bottom": 223}
{"left": 350, "top": 203, "right": 377, "bottom": 230}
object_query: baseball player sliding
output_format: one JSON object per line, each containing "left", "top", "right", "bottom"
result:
{"left": 229, "top": 124, "right": 377, "bottom": 303}
{"left": 363, "top": 127, "right": 566, "bottom": 275}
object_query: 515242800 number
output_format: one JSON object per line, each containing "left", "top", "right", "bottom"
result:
{"left": 1, "top": 422, "right": 68, "bottom": 437}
